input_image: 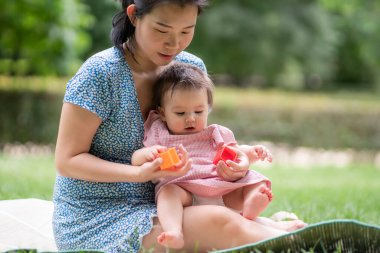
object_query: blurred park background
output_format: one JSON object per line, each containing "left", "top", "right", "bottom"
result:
{"left": 1, "top": 0, "right": 380, "bottom": 154}
{"left": 0, "top": 0, "right": 379, "bottom": 225}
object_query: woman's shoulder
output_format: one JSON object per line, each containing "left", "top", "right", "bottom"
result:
{"left": 175, "top": 51, "right": 206, "bottom": 72}
{"left": 74, "top": 47, "right": 130, "bottom": 83}
{"left": 85, "top": 47, "right": 125, "bottom": 68}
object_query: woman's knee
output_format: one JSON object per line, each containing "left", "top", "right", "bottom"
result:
{"left": 205, "top": 206, "right": 244, "bottom": 233}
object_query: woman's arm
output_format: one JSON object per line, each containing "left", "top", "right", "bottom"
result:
{"left": 55, "top": 103, "right": 142, "bottom": 182}
{"left": 55, "top": 103, "right": 190, "bottom": 183}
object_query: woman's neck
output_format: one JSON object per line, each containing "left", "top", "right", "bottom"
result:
{"left": 123, "top": 42, "right": 160, "bottom": 75}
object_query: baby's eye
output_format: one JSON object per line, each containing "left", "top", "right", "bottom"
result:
{"left": 175, "top": 112, "right": 185, "bottom": 116}
{"left": 195, "top": 111, "right": 204, "bottom": 114}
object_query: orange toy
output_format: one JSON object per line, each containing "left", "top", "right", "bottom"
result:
{"left": 213, "top": 146, "right": 237, "bottom": 165}
{"left": 159, "top": 147, "right": 180, "bottom": 170}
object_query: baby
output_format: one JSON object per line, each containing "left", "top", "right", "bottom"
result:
{"left": 132, "top": 62, "right": 273, "bottom": 249}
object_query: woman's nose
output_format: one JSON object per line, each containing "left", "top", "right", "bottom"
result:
{"left": 165, "top": 34, "right": 179, "bottom": 49}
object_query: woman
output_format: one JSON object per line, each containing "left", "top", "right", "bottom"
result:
{"left": 53, "top": 0, "right": 305, "bottom": 252}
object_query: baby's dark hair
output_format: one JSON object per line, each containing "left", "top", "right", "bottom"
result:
{"left": 153, "top": 62, "right": 214, "bottom": 109}
{"left": 112, "top": 0, "right": 208, "bottom": 53}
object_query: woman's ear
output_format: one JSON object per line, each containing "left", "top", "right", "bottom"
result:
{"left": 126, "top": 4, "right": 137, "bottom": 25}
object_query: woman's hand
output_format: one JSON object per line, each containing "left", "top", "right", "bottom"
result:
{"left": 215, "top": 145, "right": 249, "bottom": 182}
{"left": 136, "top": 144, "right": 191, "bottom": 182}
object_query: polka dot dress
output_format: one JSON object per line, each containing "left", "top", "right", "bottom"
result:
{"left": 52, "top": 47, "right": 206, "bottom": 253}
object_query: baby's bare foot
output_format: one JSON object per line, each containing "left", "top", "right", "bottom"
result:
{"left": 242, "top": 185, "right": 273, "bottom": 220}
{"left": 157, "top": 231, "right": 184, "bottom": 249}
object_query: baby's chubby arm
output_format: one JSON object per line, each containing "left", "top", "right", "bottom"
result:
{"left": 131, "top": 145, "right": 166, "bottom": 166}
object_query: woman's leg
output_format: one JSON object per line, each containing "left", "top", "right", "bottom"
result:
{"left": 156, "top": 184, "right": 193, "bottom": 249}
{"left": 142, "top": 205, "right": 287, "bottom": 252}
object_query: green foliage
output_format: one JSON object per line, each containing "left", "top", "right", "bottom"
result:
{"left": 1, "top": 78, "right": 379, "bottom": 150}
{"left": 210, "top": 87, "right": 380, "bottom": 150}
{"left": 0, "top": 0, "right": 92, "bottom": 76}
{"left": 191, "top": 1, "right": 338, "bottom": 88}
{"left": 320, "top": 0, "right": 380, "bottom": 91}
{"left": 1, "top": 1, "right": 380, "bottom": 91}
{"left": 0, "top": 89, "right": 62, "bottom": 144}
{"left": 82, "top": 0, "right": 119, "bottom": 58}
{"left": 190, "top": 0, "right": 380, "bottom": 91}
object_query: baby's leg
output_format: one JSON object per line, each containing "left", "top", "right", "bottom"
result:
{"left": 156, "top": 184, "right": 193, "bottom": 249}
{"left": 242, "top": 182, "right": 272, "bottom": 220}
{"left": 224, "top": 182, "right": 272, "bottom": 220}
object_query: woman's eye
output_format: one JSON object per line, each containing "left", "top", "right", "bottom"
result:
{"left": 155, "top": 29, "right": 167, "bottom": 34}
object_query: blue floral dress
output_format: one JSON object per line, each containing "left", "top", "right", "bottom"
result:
{"left": 52, "top": 47, "right": 206, "bottom": 253}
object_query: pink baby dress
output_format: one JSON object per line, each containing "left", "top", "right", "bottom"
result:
{"left": 143, "top": 111, "right": 271, "bottom": 200}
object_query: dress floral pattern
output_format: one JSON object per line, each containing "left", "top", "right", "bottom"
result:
{"left": 52, "top": 47, "right": 206, "bottom": 253}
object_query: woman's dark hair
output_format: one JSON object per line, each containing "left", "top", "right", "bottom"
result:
{"left": 153, "top": 62, "right": 214, "bottom": 109}
{"left": 111, "top": 0, "right": 208, "bottom": 53}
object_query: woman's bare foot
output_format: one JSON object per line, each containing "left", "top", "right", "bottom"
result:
{"left": 255, "top": 216, "right": 308, "bottom": 232}
{"left": 273, "top": 220, "right": 307, "bottom": 232}
{"left": 157, "top": 231, "right": 184, "bottom": 249}
{"left": 242, "top": 185, "right": 273, "bottom": 220}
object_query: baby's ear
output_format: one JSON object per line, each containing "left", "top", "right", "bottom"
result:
{"left": 158, "top": 107, "right": 166, "bottom": 122}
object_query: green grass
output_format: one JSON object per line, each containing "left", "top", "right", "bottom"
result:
{"left": 0, "top": 153, "right": 56, "bottom": 200}
{"left": 257, "top": 164, "right": 380, "bottom": 225}
{"left": 1, "top": 153, "right": 379, "bottom": 227}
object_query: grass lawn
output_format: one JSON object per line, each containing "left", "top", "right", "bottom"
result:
{"left": 0, "top": 153, "right": 379, "bottom": 226}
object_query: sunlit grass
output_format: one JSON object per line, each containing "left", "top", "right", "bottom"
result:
{"left": 0, "top": 153, "right": 56, "bottom": 200}
{"left": 257, "top": 164, "right": 380, "bottom": 225}
{"left": 1, "top": 153, "right": 379, "bottom": 227}
{"left": 214, "top": 87, "right": 380, "bottom": 114}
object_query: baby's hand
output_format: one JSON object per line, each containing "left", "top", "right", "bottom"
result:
{"left": 135, "top": 145, "right": 191, "bottom": 182}
{"left": 249, "top": 145, "right": 273, "bottom": 163}
{"left": 156, "top": 144, "right": 191, "bottom": 179}
{"left": 144, "top": 145, "right": 167, "bottom": 161}
{"left": 216, "top": 145, "right": 249, "bottom": 182}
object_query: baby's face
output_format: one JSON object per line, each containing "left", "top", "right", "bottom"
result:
{"left": 159, "top": 88, "right": 209, "bottom": 135}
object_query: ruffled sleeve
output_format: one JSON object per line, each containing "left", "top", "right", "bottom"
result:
{"left": 210, "top": 124, "right": 237, "bottom": 149}
{"left": 64, "top": 56, "right": 112, "bottom": 121}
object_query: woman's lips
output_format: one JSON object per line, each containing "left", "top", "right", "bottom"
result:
{"left": 158, "top": 53, "right": 174, "bottom": 61}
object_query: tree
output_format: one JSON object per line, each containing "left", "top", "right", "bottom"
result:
{"left": 190, "top": 0, "right": 338, "bottom": 89}
{"left": 82, "top": 0, "right": 119, "bottom": 59}
{"left": 0, "top": 0, "right": 92, "bottom": 76}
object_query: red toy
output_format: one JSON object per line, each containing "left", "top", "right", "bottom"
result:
{"left": 213, "top": 146, "right": 237, "bottom": 165}
{"left": 159, "top": 147, "right": 180, "bottom": 170}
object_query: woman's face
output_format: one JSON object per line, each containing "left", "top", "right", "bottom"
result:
{"left": 133, "top": 3, "right": 198, "bottom": 66}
